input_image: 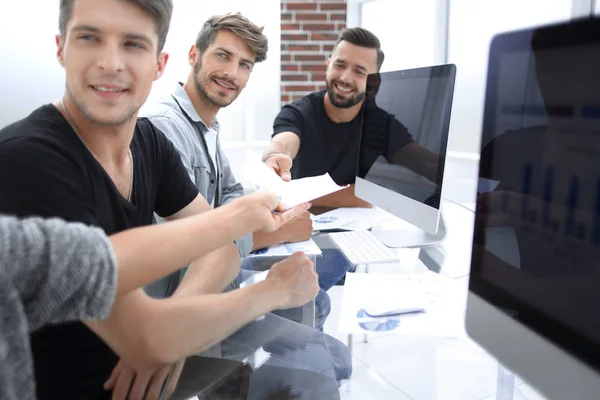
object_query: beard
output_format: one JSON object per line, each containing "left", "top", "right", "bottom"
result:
{"left": 65, "top": 85, "right": 137, "bottom": 126}
{"left": 194, "top": 58, "right": 238, "bottom": 108}
{"left": 325, "top": 79, "right": 366, "bottom": 109}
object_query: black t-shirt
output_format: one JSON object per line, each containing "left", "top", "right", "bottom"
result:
{"left": 273, "top": 90, "right": 363, "bottom": 185}
{"left": 0, "top": 105, "right": 199, "bottom": 399}
{"left": 273, "top": 90, "right": 414, "bottom": 185}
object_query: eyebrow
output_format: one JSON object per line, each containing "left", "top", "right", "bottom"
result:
{"left": 215, "top": 47, "right": 255, "bottom": 66}
{"left": 334, "top": 58, "right": 367, "bottom": 72}
{"left": 70, "top": 24, "right": 155, "bottom": 48}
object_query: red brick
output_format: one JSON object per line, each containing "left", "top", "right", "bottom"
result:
{"left": 310, "top": 32, "right": 339, "bottom": 41}
{"left": 329, "top": 13, "right": 346, "bottom": 21}
{"left": 311, "top": 73, "right": 327, "bottom": 82}
{"left": 291, "top": 94, "right": 308, "bottom": 101}
{"left": 282, "top": 74, "right": 309, "bottom": 81}
{"left": 281, "top": 23, "right": 301, "bottom": 31}
{"left": 281, "top": 2, "right": 285, "bottom": 11}
{"left": 286, "top": 3, "right": 318, "bottom": 11}
{"left": 320, "top": 3, "right": 346, "bottom": 11}
{"left": 281, "top": 95, "right": 290, "bottom": 102}
{"left": 282, "top": 64, "right": 299, "bottom": 72}
{"left": 281, "top": 12, "right": 293, "bottom": 21}
{"left": 284, "top": 84, "right": 318, "bottom": 92}
{"left": 322, "top": 43, "right": 336, "bottom": 52}
{"left": 282, "top": 33, "right": 309, "bottom": 41}
{"left": 294, "top": 54, "right": 327, "bottom": 62}
{"left": 301, "top": 64, "right": 326, "bottom": 72}
{"left": 281, "top": 54, "right": 292, "bottom": 62}
{"left": 286, "top": 43, "right": 321, "bottom": 51}
{"left": 295, "top": 13, "right": 327, "bottom": 21}
{"left": 336, "top": 23, "right": 347, "bottom": 30}
{"left": 301, "top": 23, "right": 336, "bottom": 31}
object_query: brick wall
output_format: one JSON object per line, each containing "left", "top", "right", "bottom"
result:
{"left": 280, "top": 1, "right": 346, "bottom": 105}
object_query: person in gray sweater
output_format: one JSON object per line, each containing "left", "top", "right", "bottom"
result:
{"left": 0, "top": 191, "right": 316, "bottom": 400}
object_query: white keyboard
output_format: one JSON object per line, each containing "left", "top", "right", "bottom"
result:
{"left": 329, "top": 230, "right": 398, "bottom": 265}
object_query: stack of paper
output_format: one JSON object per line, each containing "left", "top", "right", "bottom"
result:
{"left": 247, "top": 238, "right": 322, "bottom": 258}
{"left": 245, "top": 160, "right": 348, "bottom": 209}
{"left": 310, "top": 207, "right": 375, "bottom": 232}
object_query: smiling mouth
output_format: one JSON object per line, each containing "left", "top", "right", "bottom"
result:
{"left": 214, "top": 79, "right": 235, "bottom": 91}
{"left": 334, "top": 82, "right": 353, "bottom": 94}
{"left": 91, "top": 85, "right": 128, "bottom": 93}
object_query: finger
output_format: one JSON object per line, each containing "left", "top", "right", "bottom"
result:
{"left": 145, "top": 365, "right": 171, "bottom": 400}
{"left": 277, "top": 156, "right": 293, "bottom": 182}
{"left": 111, "top": 368, "right": 136, "bottom": 400}
{"left": 264, "top": 159, "right": 281, "bottom": 175}
{"left": 128, "top": 371, "right": 153, "bottom": 400}
{"left": 276, "top": 203, "right": 311, "bottom": 226}
{"left": 165, "top": 360, "right": 185, "bottom": 398}
{"left": 104, "top": 364, "right": 122, "bottom": 391}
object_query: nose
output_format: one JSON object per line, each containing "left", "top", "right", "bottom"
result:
{"left": 339, "top": 68, "right": 352, "bottom": 85}
{"left": 222, "top": 60, "right": 238, "bottom": 82}
{"left": 97, "top": 41, "right": 125, "bottom": 73}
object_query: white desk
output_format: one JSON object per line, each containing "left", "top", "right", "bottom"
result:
{"left": 314, "top": 199, "right": 541, "bottom": 399}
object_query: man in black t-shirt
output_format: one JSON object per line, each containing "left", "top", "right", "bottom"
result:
{"left": 0, "top": 1, "right": 349, "bottom": 399}
{"left": 264, "top": 28, "right": 433, "bottom": 208}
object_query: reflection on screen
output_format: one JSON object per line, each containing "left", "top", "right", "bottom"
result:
{"left": 476, "top": 22, "right": 600, "bottom": 359}
{"left": 358, "top": 67, "right": 455, "bottom": 210}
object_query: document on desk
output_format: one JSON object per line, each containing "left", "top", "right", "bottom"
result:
{"left": 245, "top": 161, "right": 348, "bottom": 209}
{"left": 247, "top": 237, "right": 322, "bottom": 258}
{"left": 310, "top": 207, "right": 375, "bottom": 231}
{"left": 338, "top": 271, "right": 468, "bottom": 338}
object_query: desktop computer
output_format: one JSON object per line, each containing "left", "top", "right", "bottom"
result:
{"left": 355, "top": 64, "right": 456, "bottom": 249}
{"left": 465, "top": 17, "right": 600, "bottom": 399}
{"left": 329, "top": 64, "right": 456, "bottom": 264}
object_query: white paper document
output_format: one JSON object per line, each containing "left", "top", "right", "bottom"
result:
{"left": 310, "top": 207, "right": 375, "bottom": 232}
{"left": 245, "top": 161, "right": 348, "bottom": 209}
{"left": 338, "top": 271, "right": 468, "bottom": 338}
{"left": 248, "top": 238, "right": 322, "bottom": 258}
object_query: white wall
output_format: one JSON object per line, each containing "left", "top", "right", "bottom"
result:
{"left": 0, "top": 0, "right": 281, "bottom": 148}
{"left": 447, "top": 0, "right": 573, "bottom": 155}
{"left": 352, "top": 0, "right": 574, "bottom": 157}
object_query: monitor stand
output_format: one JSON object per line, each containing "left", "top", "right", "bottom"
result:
{"left": 370, "top": 212, "right": 447, "bottom": 249}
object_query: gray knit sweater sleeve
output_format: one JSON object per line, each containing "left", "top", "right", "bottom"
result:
{"left": 0, "top": 215, "right": 118, "bottom": 330}
{"left": 0, "top": 215, "right": 118, "bottom": 399}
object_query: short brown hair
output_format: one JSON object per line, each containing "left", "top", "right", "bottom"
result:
{"left": 195, "top": 13, "right": 268, "bottom": 63}
{"left": 334, "top": 27, "right": 385, "bottom": 71}
{"left": 59, "top": 0, "right": 173, "bottom": 52}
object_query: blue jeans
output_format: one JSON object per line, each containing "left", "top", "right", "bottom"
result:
{"left": 234, "top": 269, "right": 331, "bottom": 331}
{"left": 221, "top": 312, "right": 352, "bottom": 399}
{"left": 315, "top": 249, "right": 355, "bottom": 291}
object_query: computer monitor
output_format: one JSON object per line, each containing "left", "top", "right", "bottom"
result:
{"left": 354, "top": 64, "right": 456, "bottom": 248}
{"left": 466, "top": 17, "right": 600, "bottom": 398}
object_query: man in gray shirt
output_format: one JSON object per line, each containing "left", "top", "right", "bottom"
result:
{"left": 141, "top": 13, "right": 333, "bottom": 329}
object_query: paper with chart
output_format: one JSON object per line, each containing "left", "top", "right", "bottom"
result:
{"left": 248, "top": 237, "right": 322, "bottom": 257}
{"left": 338, "top": 271, "right": 468, "bottom": 338}
{"left": 245, "top": 160, "right": 348, "bottom": 209}
{"left": 310, "top": 207, "right": 376, "bottom": 231}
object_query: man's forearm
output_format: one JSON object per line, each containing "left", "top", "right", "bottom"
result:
{"left": 172, "top": 243, "right": 241, "bottom": 297}
{"left": 262, "top": 141, "right": 288, "bottom": 162}
{"left": 252, "top": 230, "right": 283, "bottom": 251}
{"left": 110, "top": 203, "right": 247, "bottom": 296}
{"left": 85, "top": 280, "right": 283, "bottom": 369}
{"left": 311, "top": 185, "right": 372, "bottom": 208}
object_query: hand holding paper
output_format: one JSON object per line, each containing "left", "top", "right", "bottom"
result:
{"left": 246, "top": 160, "right": 349, "bottom": 209}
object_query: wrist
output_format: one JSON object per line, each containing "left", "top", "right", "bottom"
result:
{"left": 256, "top": 279, "right": 287, "bottom": 310}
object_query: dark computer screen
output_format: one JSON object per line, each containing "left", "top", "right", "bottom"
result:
{"left": 357, "top": 65, "right": 456, "bottom": 210}
{"left": 471, "top": 17, "right": 600, "bottom": 371}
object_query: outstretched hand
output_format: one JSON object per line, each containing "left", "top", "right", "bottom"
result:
{"left": 233, "top": 191, "right": 311, "bottom": 233}
{"left": 264, "top": 154, "right": 293, "bottom": 181}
